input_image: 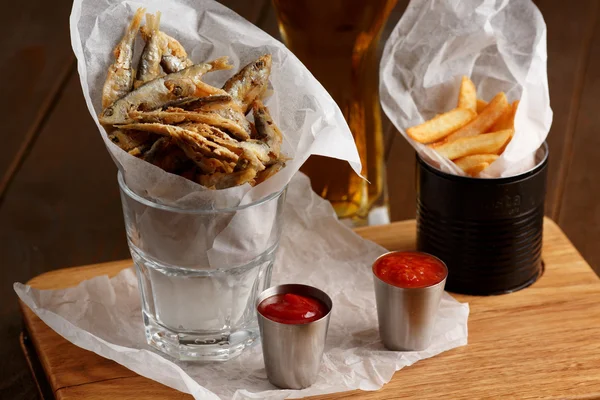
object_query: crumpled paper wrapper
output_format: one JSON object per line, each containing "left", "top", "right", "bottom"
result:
{"left": 71, "top": 0, "right": 362, "bottom": 206}
{"left": 380, "top": 0, "right": 552, "bottom": 178}
{"left": 15, "top": 174, "right": 469, "bottom": 400}
{"left": 71, "top": 0, "right": 364, "bottom": 269}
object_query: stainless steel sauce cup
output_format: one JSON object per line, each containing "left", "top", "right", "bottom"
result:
{"left": 373, "top": 251, "right": 448, "bottom": 351}
{"left": 256, "top": 284, "right": 332, "bottom": 389}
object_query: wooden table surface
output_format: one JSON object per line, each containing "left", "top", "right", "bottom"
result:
{"left": 19, "top": 218, "right": 600, "bottom": 399}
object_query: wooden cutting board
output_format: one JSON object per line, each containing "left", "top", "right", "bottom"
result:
{"left": 19, "top": 218, "right": 600, "bottom": 399}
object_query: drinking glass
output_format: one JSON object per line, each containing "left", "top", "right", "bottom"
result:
{"left": 118, "top": 172, "right": 286, "bottom": 361}
{"left": 272, "top": 0, "right": 397, "bottom": 226}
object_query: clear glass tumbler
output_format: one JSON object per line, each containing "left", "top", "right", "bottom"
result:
{"left": 118, "top": 172, "right": 286, "bottom": 361}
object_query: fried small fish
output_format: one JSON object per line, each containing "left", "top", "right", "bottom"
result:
{"left": 117, "top": 123, "right": 240, "bottom": 164}
{"left": 101, "top": 8, "right": 145, "bottom": 109}
{"left": 99, "top": 58, "right": 232, "bottom": 126}
{"left": 108, "top": 129, "right": 157, "bottom": 156}
{"left": 254, "top": 161, "right": 285, "bottom": 185}
{"left": 240, "top": 140, "right": 271, "bottom": 165}
{"left": 101, "top": 14, "right": 285, "bottom": 189}
{"left": 252, "top": 100, "right": 282, "bottom": 164}
{"left": 134, "top": 12, "right": 163, "bottom": 88}
{"left": 194, "top": 157, "right": 235, "bottom": 174}
{"left": 162, "top": 94, "right": 232, "bottom": 110}
{"left": 129, "top": 107, "right": 250, "bottom": 140}
{"left": 188, "top": 99, "right": 253, "bottom": 138}
{"left": 142, "top": 137, "right": 192, "bottom": 173}
{"left": 182, "top": 124, "right": 266, "bottom": 171}
{"left": 197, "top": 168, "right": 258, "bottom": 190}
{"left": 223, "top": 55, "right": 272, "bottom": 114}
{"left": 141, "top": 26, "right": 195, "bottom": 73}
{"left": 159, "top": 32, "right": 194, "bottom": 73}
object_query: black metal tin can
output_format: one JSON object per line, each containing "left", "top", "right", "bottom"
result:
{"left": 416, "top": 143, "right": 548, "bottom": 295}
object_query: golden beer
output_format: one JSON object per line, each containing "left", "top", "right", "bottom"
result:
{"left": 272, "top": 0, "right": 397, "bottom": 224}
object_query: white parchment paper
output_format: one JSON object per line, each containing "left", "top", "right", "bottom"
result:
{"left": 15, "top": 174, "right": 469, "bottom": 400}
{"left": 71, "top": 0, "right": 361, "bottom": 207}
{"left": 380, "top": 0, "right": 552, "bottom": 177}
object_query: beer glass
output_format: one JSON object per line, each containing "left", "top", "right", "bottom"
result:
{"left": 272, "top": 0, "right": 397, "bottom": 225}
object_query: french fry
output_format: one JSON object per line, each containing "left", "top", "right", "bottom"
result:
{"left": 496, "top": 128, "right": 515, "bottom": 155}
{"left": 464, "top": 162, "right": 490, "bottom": 176}
{"left": 457, "top": 76, "right": 477, "bottom": 113}
{"left": 454, "top": 154, "right": 499, "bottom": 172}
{"left": 433, "top": 129, "right": 513, "bottom": 160}
{"left": 434, "top": 92, "right": 509, "bottom": 145}
{"left": 490, "top": 100, "right": 519, "bottom": 131}
{"left": 476, "top": 99, "right": 488, "bottom": 113}
{"left": 406, "top": 108, "right": 476, "bottom": 144}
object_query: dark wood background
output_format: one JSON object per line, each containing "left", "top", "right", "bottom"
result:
{"left": 1, "top": 0, "right": 599, "bottom": 398}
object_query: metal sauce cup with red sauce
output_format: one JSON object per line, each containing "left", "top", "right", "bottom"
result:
{"left": 256, "top": 284, "right": 332, "bottom": 389}
{"left": 372, "top": 251, "right": 448, "bottom": 351}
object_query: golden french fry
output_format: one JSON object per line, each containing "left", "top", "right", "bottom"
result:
{"left": 496, "top": 128, "right": 515, "bottom": 155}
{"left": 433, "top": 129, "right": 513, "bottom": 160}
{"left": 435, "top": 92, "right": 509, "bottom": 145}
{"left": 476, "top": 98, "right": 488, "bottom": 113}
{"left": 457, "top": 76, "right": 477, "bottom": 113}
{"left": 490, "top": 100, "right": 519, "bottom": 132}
{"left": 406, "top": 108, "right": 476, "bottom": 144}
{"left": 454, "top": 154, "right": 499, "bottom": 172}
{"left": 464, "top": 162, "right": 490, "bottom": 176}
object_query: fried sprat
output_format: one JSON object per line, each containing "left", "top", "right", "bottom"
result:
{"left": 100, "top": 8, "right": 286, "bottom": 189}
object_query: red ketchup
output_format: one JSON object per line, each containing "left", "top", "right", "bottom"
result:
{"left": 373, "top": 251, "right": 447, "bottom": 288}
{"left": 258, "top": 293, "right": 328, "bottom": 324}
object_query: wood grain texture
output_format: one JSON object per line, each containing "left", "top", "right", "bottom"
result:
{"left": 28, "top": 322, "right": 138, "bottom": 391}
{"left": 20, "top": 218, "right": 600, "bottom": 400}
{"left": 310, "top": 284, "right": 600, "bottom": 399}
{"left": 18, "top": 334, "right": 44, "bottom": 399}
{"left": 0, "top": 74, "right": 127, "bottom": 286}
{"left": 57, "top": 376, "right": 193, "bottom": 400}
{"left": 0, "top": 6, "right": 81, "bottom": 391}
{"left": 0, "top": 1, "right": 74, "bottom": 199}
{"left": 558, "top": 6, "right": 600, "bottom": 275}
{"left": 539, "top": 0, "right": 599, "bottom": 218}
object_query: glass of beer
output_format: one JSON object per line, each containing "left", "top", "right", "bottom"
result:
{"left": 272, "top": 0, "right": 397, "bottom": 226}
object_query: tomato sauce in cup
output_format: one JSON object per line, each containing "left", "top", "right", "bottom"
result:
{"left": 373, "top": 251, "right": 447, "bottom": 288}
{"left": 257, "top": 293, "right": 328, "bottom": 324}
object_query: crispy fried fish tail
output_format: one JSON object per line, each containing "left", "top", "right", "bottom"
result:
{"left": 252, "top": 99, "right": 282, "bottom": 163}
